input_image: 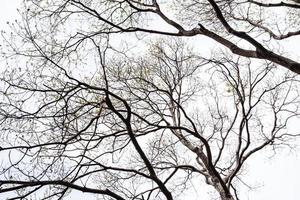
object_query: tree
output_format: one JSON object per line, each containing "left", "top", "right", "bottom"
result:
{"left": 0, "top": 1, "right": 299, "bottom": 200}
{"left": 7, "top": 0, "right": 299, "bottom": 74}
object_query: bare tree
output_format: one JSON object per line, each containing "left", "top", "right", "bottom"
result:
{"left": 6, "top": 0, "right": 300, "bottom": 73}
{"left": 0, "top": 1, "right": 300, "bottom": 200}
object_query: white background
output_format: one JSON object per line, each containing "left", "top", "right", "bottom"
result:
{"left": 0, "top": 0, "right": 299, "bottom": 200}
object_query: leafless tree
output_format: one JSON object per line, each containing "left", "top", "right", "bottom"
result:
{"left": 0, "top": 1, "right": 300, "bottom": 200}
{"left": 6, "top": 0, "right": 299, "bottom": 73}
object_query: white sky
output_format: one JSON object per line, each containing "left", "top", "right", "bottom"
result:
{"left": 0, "top": 0, "right": 299, "bottom": 200}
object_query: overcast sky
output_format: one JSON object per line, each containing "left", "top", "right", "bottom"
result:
{"left": 0, "top": 1, "right": 299, "bottom": 200}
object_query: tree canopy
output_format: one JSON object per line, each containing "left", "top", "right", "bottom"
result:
{"left": 0, "top": 1, "right": 300, "bottom": 200}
